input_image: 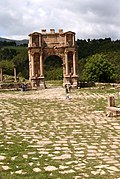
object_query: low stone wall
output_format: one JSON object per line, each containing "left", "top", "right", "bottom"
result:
{"left": 95, "top": 83, "right": 120, "bottom": 89}
{"left": 78, "top": 82, "right": 95, "bottom": 88}
{"left": 0, "top": 83, "right": 31, "bottom": 90}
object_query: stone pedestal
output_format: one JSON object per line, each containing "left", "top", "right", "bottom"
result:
{"left": 108, "top": 95, "right": 115, "bottom": 107}
{"left": 38, "top": 76, "right": 46, "bottom": 89}
{"left": 71, "top": 75, "right": 78, "bottom": 88}
{"left": 63, "top": 74, "right": 78, "bottom": 88}
{"left": 31, "top": 76, "right": 46, "bottom": 89}
{"left": 63, "top": 75, "right": 71, "bottom": 87}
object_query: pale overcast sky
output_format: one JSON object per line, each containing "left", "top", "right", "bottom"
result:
{"left": 0, "top": 0, "right": 120, "bottom": 40}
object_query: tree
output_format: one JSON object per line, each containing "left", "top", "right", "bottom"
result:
{"left": 0, "top": 60, "right": 14, "bottom": 75}
{"left": 12, "top": 50, "right": 29, "bottom": 79}
{"left": 82, "top": 54, "right": 116, "bottom": 82}
{"left": 0, "top": 48, "right": 17, "bottom": 60}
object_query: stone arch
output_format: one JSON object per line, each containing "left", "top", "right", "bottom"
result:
{"left": 28, "top": 29, "right": 78, "bottom": 89}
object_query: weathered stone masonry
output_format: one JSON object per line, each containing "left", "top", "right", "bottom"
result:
{"left": 28, "top": 29, "right": 78, "bottom": 88}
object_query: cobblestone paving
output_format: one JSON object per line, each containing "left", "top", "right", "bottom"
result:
{"left": 0, "top": 88, "right": 120, "bottom": 178}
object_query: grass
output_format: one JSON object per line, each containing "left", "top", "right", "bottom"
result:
{"left": 0, "top": 87, "right": 120, "bottom": 178}
{"left": 46, "top": 80, "right": 63, "bottom": 87}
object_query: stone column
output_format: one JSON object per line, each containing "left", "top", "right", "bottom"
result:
{"left": 31, "top": 54, "right": 35, "bottom": 77}
{"left": 0, "top": 67, "right": 3, "bottom": 82}
{"left": 65, "top": 53, "right": 68, "bottom": 75}
{"left": 73, "top": 34, "right": 75, "bottom": 46}
{"left": 28, "top": 36, "right": 32, "bottom": 47}
{"left": 65, "top": 35, "right": 67, "bottom": 46}
{"left": 40, "top": 54, "right": 43, "bottom": 76}
{"left": 39, "top": 35, "right": 41, "bottom": 47}
{"left": 28, "top": 52, "right": 31, "bottom": 80}
{"left": 14, "top": 65, "right": 17, "bottom": 82}
{"left": 73, "top": 52, "right": 76, "bottom": 75}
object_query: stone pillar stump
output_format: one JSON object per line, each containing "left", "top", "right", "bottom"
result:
{"left": 108, "top": 95, "right": 115, "bottom": 107}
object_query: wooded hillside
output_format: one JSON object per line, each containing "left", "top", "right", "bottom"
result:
{"left": 0, "top": 38, "right": 120, "bottom": 82}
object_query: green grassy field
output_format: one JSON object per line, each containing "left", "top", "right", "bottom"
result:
{"left": 0, "top": 87, "right": 120, "bottom": 179}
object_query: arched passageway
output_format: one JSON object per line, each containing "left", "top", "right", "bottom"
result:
{"left": 44, "top": 55, "right": 63, "bottom": 81}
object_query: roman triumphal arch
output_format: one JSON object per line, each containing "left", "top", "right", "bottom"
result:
{"left": 28, "top": 29, "right": 78, "bottom": 88}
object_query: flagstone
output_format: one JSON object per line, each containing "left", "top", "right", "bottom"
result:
{"left": 0, "top": 156, "right": 6, "bottom": 161}
{"left": 15, "top": 170, "right": 23, "bottom": 174}
{"left": 100, "top": 170, "right": 106, "bottom": 175}
{"left": 94, "top": 164, "right": 110, "bottom": 169}
{"left": 38, "top": 151, "right": 49, "bottom": 154}
{"left": 29, "top": 162, "right": 34, "bottom": 166}
{"left": 23, "top": 155, "right": 28, "bottom": 159}
{"left": 107, "top": 166, "right": 119, "bottom": 172}
{"left": 52, "top": 154, "right": 71, "bottom": 160}
{"left": 91, "top": 170, "right": 100, "bottom": 175}
{"left": 66, "top": 161, "right": 78, "bottom": 165}
{"left": 59, "top": 169, "right": 75, "bottom": 174}
{"left": 86, "top": 145, "right": 98, "bottom": 149}
{"left": 113, "top": 125, "right": 120, "bottom": 130}
{"left": 33, "top": 168, "right": 41, "bottom": 172}
{"left": 44, "top": 166, "right": 58, "bottom": 171}
{"left": 11, "top": 156, "right": 17, "bottom": 160}
{"left": 59, "top": 165, "right": 69, "bottom": 169}
{"left": 110, "top": 145, "right": 119, "bottom": 149}
{"left": 0, "top": 89, "right": 120, "bottom": 178}
{"left": 2, "top": 165, "right": 10, "bottom": 170}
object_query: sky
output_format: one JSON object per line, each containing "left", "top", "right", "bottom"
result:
{"left": 0, "top": 0, "right": 120, "bottom": 40}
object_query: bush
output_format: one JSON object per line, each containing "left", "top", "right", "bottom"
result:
{"left": 83, "top": 54, "right": 116, "bottom": 82}
{"left": 45, "top": 68, "right": 63, "bottom": 80}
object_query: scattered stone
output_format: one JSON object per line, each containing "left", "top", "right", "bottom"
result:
{"left": 107, "top": 166, "right": 119, "bottom": 172}
{"left": 33, "top": 168, "right": 41, "bottom": 172}
{"left": 91, "top": 170, "right": 100, "bottom": 175}
{"left": 59, "top": 165, "right": 69, "bottom": 170}
{"left": 15, "top": 170, "right": 23, "bottom": 174}
{"left": 100, "top": 170, "right": 106, "bottom": 175}
{"left": 59, "top": 169, "right": 75, "bottom": 174}
{"left": 11, "top": 156, "right": 17, "bottom": 160}
{"left": 52, "top": 154, "right": 71, "bottom": 160}
{"left": 0, "top": 156, "right": 6, "bottom": 161}
{"left": 44, "top": 166, "right": 58, "bottom": 171}
{"left": 27, "top": 163, "right": 33, "bottom": 167}
{"left": 2, "top": 166, "right": 10, "bottom": 170}
{"left": 23, "top": 155, "right": 28, "bottom": 159}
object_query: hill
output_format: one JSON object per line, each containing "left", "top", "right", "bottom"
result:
{"left": 0, "top": 37, "right": 28, "bottom": 45}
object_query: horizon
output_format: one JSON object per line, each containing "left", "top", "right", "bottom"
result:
{"left": 0, "top": 34, "right": 120, "bottom": 42}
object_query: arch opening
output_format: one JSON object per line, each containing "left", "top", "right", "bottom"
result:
{"left": 44, "top": 55, "right": 63, "bottom": 82}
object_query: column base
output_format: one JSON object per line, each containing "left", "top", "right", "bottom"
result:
{"left": 63, "top": 74, "right": 78, "bottom": 88}
{"left": 31, "top": 76, "right": 46, "bottom": 89}
{"left": 63, "top": 75, "right": 71, "bottom": 87}
{"left": 71, "top": 75, "right": 78, "bottom": 88}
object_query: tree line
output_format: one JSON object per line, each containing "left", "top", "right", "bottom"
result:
{"left": 0, "top": 41, "right": 28, "bottom": 79}
{"left": 76, "top": 38, "right": 120, "bottom": 82}
{"left": 0, "top": 38, "right": 120, "bottom": 83}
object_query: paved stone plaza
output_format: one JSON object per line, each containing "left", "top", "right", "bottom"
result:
{"left": 0, "top": 88, "right": 120, "bottom": 178}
